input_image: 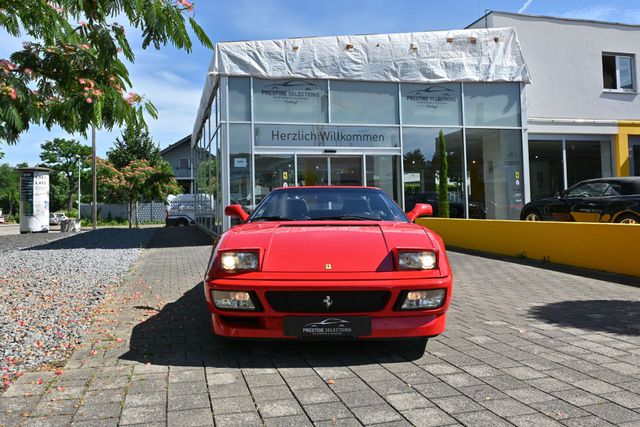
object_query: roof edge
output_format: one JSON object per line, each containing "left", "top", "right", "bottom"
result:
{"left": 468, "top": 10, "right": 640, "bottom": 29}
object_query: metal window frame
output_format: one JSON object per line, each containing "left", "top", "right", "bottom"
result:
{"left": 528, "top": 133, "right": 615, "bottom": 191}
{"left": 210, "top": 76, "right": 528, "bottom": 230}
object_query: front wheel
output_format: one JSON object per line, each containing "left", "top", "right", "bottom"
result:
{"left": 615, "top": 213, "right": 640, "bottom": 224}
{"left": 524, "top": 212, "right": 542, "bottom": 221}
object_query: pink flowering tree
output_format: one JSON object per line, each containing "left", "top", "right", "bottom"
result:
{"left": 0, "top": 1, "right": 211, "bottom": 147}
{"left": 97, "top": 157, "right": 180, "bottom": 227}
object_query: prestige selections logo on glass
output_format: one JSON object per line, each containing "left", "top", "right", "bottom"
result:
{"left": 260, "top": 80, "right": 323, "bottom": 101}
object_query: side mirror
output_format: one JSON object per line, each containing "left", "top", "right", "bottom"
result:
{"left": 406, "top": 203, "right": 433, "bottom": 222}
{"left": 224, "top": 204, "right": 249, "bottom": 223}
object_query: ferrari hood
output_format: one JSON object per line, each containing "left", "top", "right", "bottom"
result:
{"left": 223, "top": 222, "right": 434, "bottom": 273}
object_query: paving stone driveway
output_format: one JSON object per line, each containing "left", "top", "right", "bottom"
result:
{"left": 2, "top": 227, "right": 640, "bottom": 427}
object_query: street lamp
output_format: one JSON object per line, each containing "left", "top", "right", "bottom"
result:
{"left": 76, "top": 155, "right": 82, "bottom": 220}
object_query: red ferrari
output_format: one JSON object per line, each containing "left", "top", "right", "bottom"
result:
{"left": 204, "top": 186, "right": 453, "bottom": 340}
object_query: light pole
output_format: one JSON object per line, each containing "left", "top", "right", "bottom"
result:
{"left": 77, "top": 155, "right": 81, "bottom": 220}
{"left": 92, "top": 125, "right": 97, "bottom": 230}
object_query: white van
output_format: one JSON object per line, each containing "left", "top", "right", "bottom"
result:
{"left": 165, "top": 194, "right": 214, "bottom": 226}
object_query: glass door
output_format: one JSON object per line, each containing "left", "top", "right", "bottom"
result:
{"left": 297, "top": 156, "right": 329, "bottom": 186}
{"left": 330, "top": 157, "right": 363, "bottom": 186}
{"left": 296, "top": 156, "right": 363, "bottom": 186}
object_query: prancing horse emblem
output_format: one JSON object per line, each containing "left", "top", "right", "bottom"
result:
{"left": 323, "top": 295, "right": 333, "bottom": 309}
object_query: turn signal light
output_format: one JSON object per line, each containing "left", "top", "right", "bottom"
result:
{"left": 398, "top": 289, "right": 446, "bottom": 310}
{"left": 212, "top": 290, "right": 257, "bottom": 310}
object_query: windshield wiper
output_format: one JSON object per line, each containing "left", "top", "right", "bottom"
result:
{"left": 250, "top": 216, "right": 294, "bottom": 222}
{"left": 311, "top": 215, "right": 378, "bottom": 221}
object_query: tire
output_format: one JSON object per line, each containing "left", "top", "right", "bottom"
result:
{"left": 615, "top": 213, "right": 640, "bottom": 224}
{"left": 524, "top": 211, "right": 542, "bottom": 221}
{"left": 176, "top": 219, "right": 189, "bottom": 227}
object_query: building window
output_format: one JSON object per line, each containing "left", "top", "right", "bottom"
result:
{"left": 566, "top": 140, "right": 612, "bottom": 186}
{"left": 179, "top": 158, "right": 189, "bottom": 169}
{"left": 402, "top": 128, "right": 466, "bottom": 217}
{"left": 602, "top": 54, "right": 635, "bottom": 91}
{"left": 401, "top": 83, "right": 461, "bottom": 126}
{"left": 529, "top": 140, "right": 564, "bottom": 200}
{"left": 228, "top": 77, "right": 251, "bottom": 121}
{"left": 330, "top": 81, "right": 398, "bottom": 124}
{"left": 528, "top": 137, "right": 613, "bottom": 200}
{"left": 463, "top": 83, "right": 521, "bottom": 127}
{"left": 253, "top": 78, "right": 328, "bottom": 123}
{"left": 466, "top": 129, "right": 524, "bottom": 220}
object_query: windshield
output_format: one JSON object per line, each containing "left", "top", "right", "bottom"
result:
{"left": 249, "top": 188, "right": 408, "bottom": 222}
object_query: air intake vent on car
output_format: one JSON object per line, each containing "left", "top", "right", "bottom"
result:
{"left": 265, "top": 291, "right": 390, "bottom": 313}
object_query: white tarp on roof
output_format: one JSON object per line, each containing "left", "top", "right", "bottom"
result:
{"left": 193, "top": 27, "right": 530, "bottom": 145}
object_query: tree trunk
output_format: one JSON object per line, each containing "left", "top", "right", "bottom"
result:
{"left": 135, "top": 200, "right": 139, "bottom": 228}
{"left": 128, "top": 199, "right": 132, "bottom": 229}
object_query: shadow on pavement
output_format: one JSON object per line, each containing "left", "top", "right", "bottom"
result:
{"left": 120, "top": 282, "right": 429, "bottom": 368}
{"left": 24, "top": 228, "right": 158, "bottom": 250}
{"left": 24, "top": 226, "right": 214, "bottom": 250}
{"left": 146, "top": 226, "right": 215, "bottom": 248}
{"left": 529, "top": 300, "right": 640, "bottom": 335}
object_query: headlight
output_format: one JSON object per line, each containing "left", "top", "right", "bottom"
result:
{"left": 220, "top": 251, "right": 259, "bottom": 272}
{"left": 397, "top": 251, "right": 437, "bottom": 270}
{"left": 398, "top": 289, "right": 446, "bottom": 310}
{"left": 212, "top": 290, "right": 257, "bottom": 310}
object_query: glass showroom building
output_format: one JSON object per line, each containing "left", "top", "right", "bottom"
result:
{"left": 192, "top": 28, "right": 531, "bottom": 232}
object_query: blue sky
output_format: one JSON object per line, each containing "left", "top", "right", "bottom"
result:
{"left": 2, "top": 0, "right": 640, "bottom": 166}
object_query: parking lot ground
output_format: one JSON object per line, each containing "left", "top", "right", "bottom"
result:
{"left": 1, "top": 226, "right": 639, "bottom": 427}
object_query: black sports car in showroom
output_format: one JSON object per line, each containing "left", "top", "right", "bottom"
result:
{"left": 521, "top": 177, "right": 640, "bottom": 224}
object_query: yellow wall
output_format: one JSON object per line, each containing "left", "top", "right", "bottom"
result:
{"left": 616, "top": 121, "right": 640, "bottom": 176}
{"left": 417, "top": 218, "right": 640, "bottom": 278}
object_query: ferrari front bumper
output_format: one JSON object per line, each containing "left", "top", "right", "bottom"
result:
{"left": 204, "top": 276, "right": 452, "bottom": 339}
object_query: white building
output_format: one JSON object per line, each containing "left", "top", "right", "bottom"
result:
{"left": 469, "top": 11, "right": 640, "bottom": 199}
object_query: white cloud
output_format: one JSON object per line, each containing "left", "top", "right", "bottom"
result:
{"left": 561, "top": 6, "right": 640, "bottom": 24}
{"left": 518, "top": 0, "right": 534, "bottom": 14}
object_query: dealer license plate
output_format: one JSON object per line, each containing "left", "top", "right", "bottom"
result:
{"left": 284, "top": 316, "right": 371, "bottom": 338}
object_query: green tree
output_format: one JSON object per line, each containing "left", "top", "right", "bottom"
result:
{"left": 48, "top": 170, "right": 70, "bottom": 212}
{"left": 97, "top": 157, "right": 180, "bottom": 227}
{"left": 196, "top": 157, "right": 217, "bottom": 196}
{"left": 107, "top": 124, "right": 162, "bottom": 169}
{"left": 40, "top": 138, "right": 92, "bottom": 211}
{"left": 0, "top": 1, "right": 212, "bottom": 144}
{"left": 0, "top": 163, "right": 20, "bottom": 216}
{"left": 437, "top": 129, "right": 450, "bottom": 218}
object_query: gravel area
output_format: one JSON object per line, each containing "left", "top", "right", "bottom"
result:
{"left": 0, "top": 228, "right": 158, "bottom": 390}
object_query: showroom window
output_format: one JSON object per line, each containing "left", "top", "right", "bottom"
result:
{"left": 529, "top": 140, "right": 564, "bottom": 200}
{"left": 566, "top": 140, "right": 612, "bottom": 186}
{"left": 402, "top": 128, "right": 466, "bottom": 217}
{"left": 254, "top": 155, "right": 295, "bottom": 204}
{"left": 366, "top": 155, "right": 401, "bottom": 202}
{"left": 401, "top": 83, "right": 461, "bottom": 126}
{"left": 228, "top": 124, "right": 252, "bottom": 209}
{"left": 466, "top": 129, "right": 524, "bottom": 220}
{"left": 330, "top": 81, "right": 399, "bottom": 124}
{"left": 228, "top": 77, "right": 251, "bottom": 121}
{"left": 528, "top": 137, "right": 613, "bottom": 198}
{"left": 602, "top": 53, "right": 635, "bottom": 91}
{"left": 253, "top": 78, "right": 328, "bottom": 123}
{"left": 463, "top": 83, "right": 521, "bottom": 127}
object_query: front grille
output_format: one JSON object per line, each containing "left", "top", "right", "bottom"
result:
{"left": 265, "top": 291, "right": 390, "bottom": 313}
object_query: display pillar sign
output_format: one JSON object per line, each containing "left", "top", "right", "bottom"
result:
{"left": 18, "top": 167, "right": 51, "bottom": 234}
